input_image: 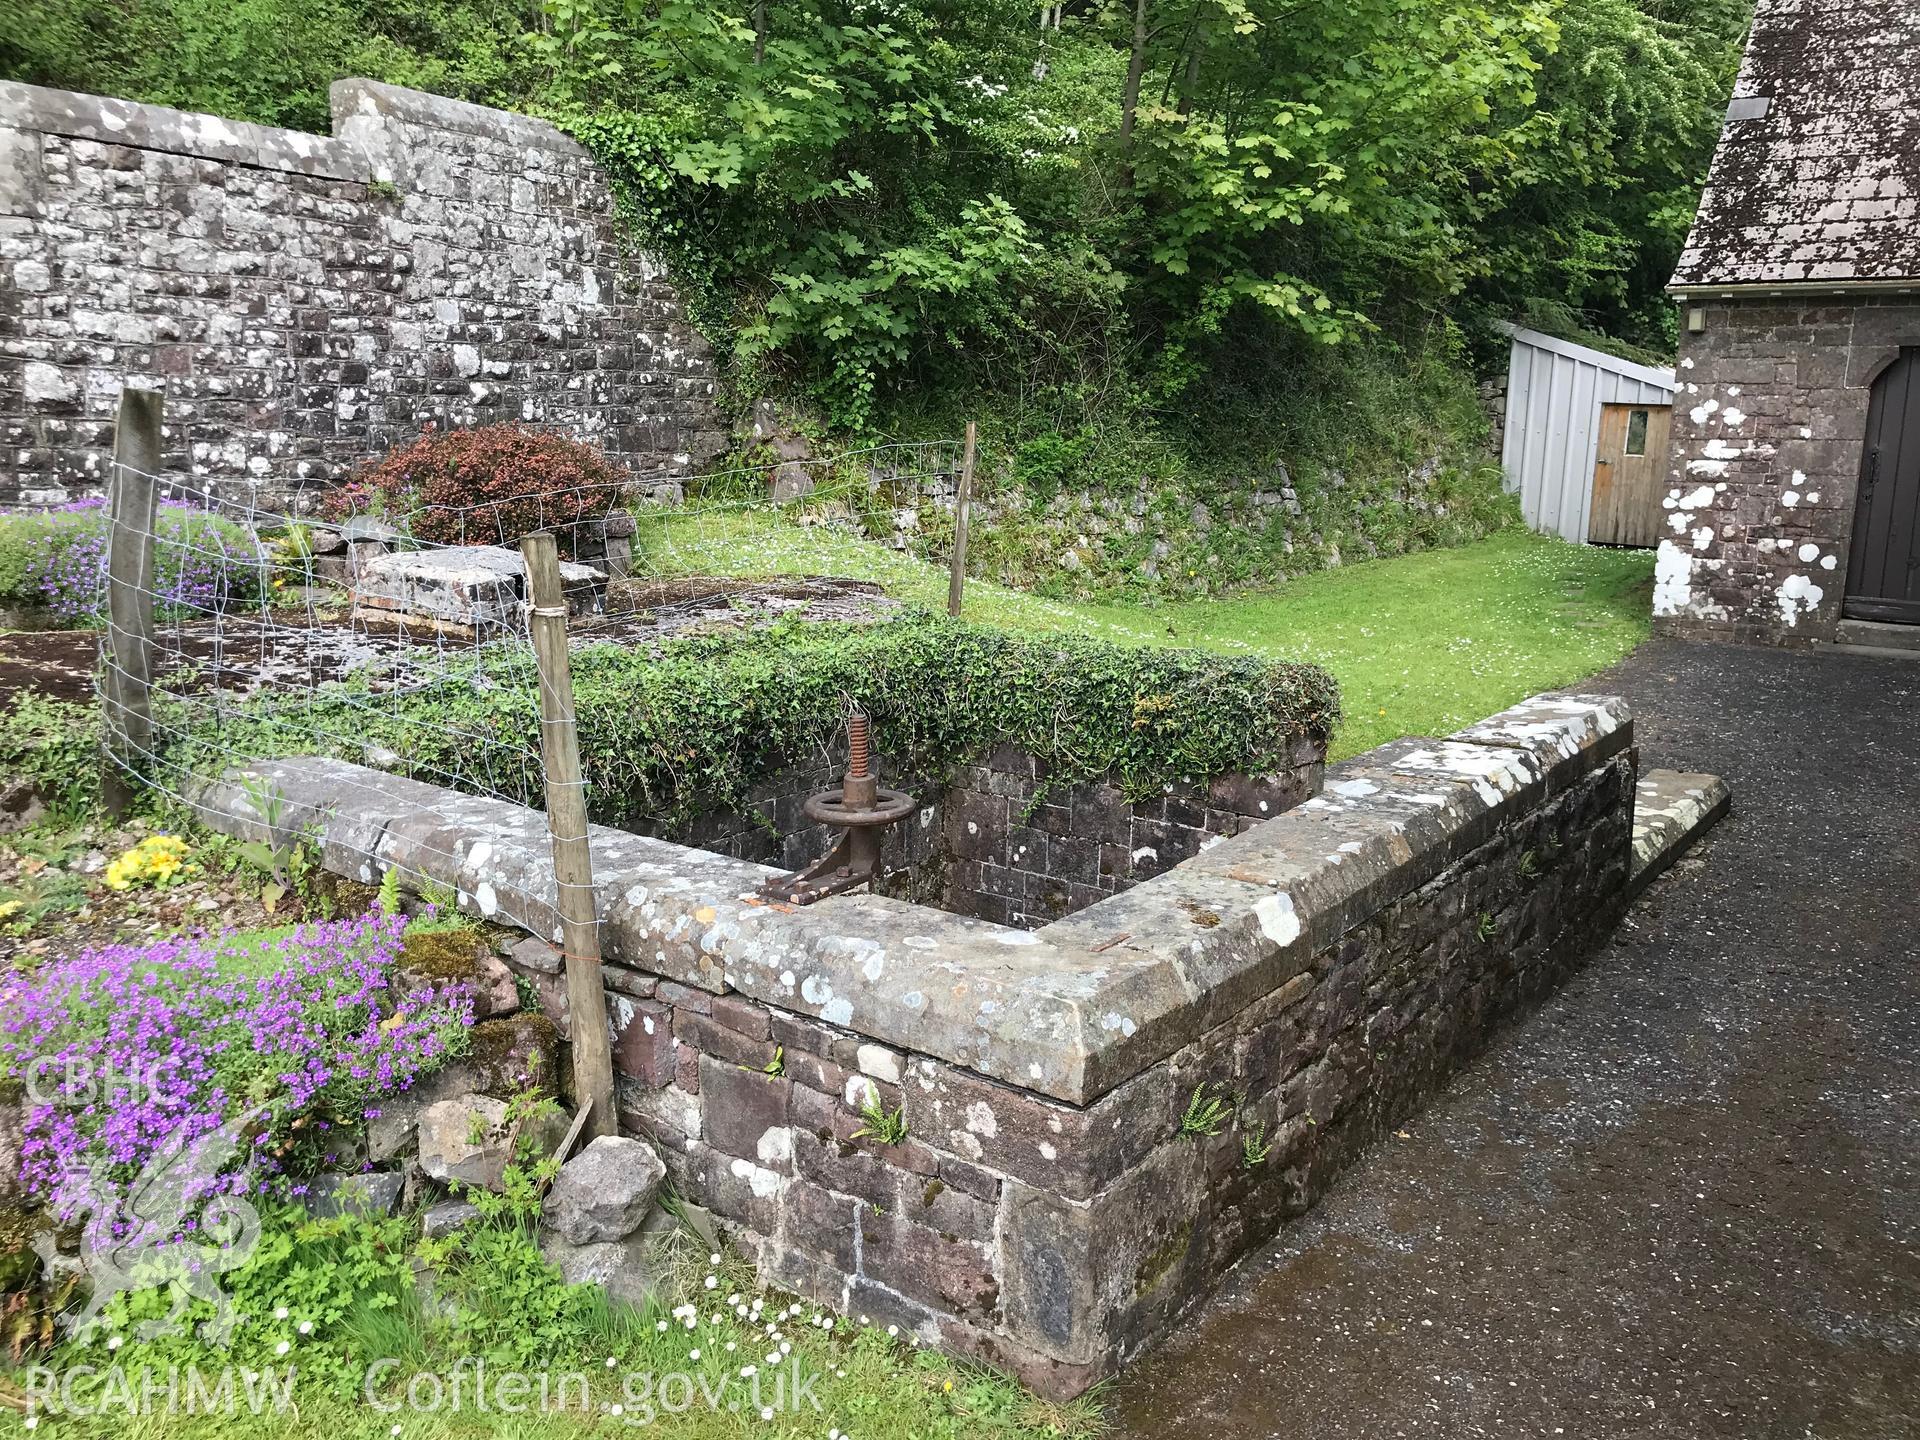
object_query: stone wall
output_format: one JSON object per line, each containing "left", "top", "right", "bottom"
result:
{"left": 634, "top": 739, "right": 1325, "bottom": 929}
{"left": 1658, "top": 296, "right": 1920, "bottom": 645}
{"left": 191, "top": 692, "right": 1635, "bottom": 1399}
{"left": 0, "top": 79, "right": 725, "bottom": 507}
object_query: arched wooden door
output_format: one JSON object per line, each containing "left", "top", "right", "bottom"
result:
{"left": 1847, "top": 349, "right": 1920, "bottom": 624}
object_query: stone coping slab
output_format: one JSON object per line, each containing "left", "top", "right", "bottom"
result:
{"left": 1, "top": 79, "right": 364, "bottom": 181}
{"left": 329, "top": 78, "right": 590, "bottom": 159}
{"left": 1629, "top": 769, "right": 1731, "bottom": 895}
{"left": 188, "top": 692, "right": 1630, "bottom": 1108}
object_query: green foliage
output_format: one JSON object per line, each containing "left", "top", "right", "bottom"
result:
{"left": 1466, "top": 0, "right": 1750, "bottom": 352}
{"left": 204, "top": 610, "right": 1337, "bottom": 829}
{"left": 2, "top": 0, "right": 1741, "bottom": 508}
{"left": 81, "top": 1203, "right": 418, "bottom": 1394}
{"left": 2, "top": 0, "right": 533, "bottom": 133}
{"left": 25, "top": 1204, "right": 1110, "bottom": 1440}
{"left": 0, "top": 693, "right": 100, "bottom": 820}
{"left": 376, "top": 864, "right": 403, "bottom": 917}
{"left": 219, "top": 776, "right": 321, "bottom": 914}
{"left": 851, "top": 1082, "right": 909, "bottom": 1147}
{"left": 1240, "top": 1120, "right": 1272, "bottom": 1169}
{"left": 453, "top": 1081, "right": 566, "bottom": 1228}
{"left": 1179, "top": 1082, "right": 1233, "bottom": 1140}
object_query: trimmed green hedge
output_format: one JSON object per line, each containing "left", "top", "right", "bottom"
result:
{"left": 211, "top": 612, "right": 1340, "bottom": 828}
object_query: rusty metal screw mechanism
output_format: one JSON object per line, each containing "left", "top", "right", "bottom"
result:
{"left": 760, "top": 712, "right": 917, "bottom": 905}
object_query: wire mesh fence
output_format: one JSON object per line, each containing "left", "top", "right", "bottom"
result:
{"left": 80, "top": 427, "right": 971, "bottom": 945}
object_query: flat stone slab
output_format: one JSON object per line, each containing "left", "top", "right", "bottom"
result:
{"left": 352, "top": 544, "right": 604, "bottom": 634}
{"left": 1629, "top": 769, "right": 1731, "bottom": 895}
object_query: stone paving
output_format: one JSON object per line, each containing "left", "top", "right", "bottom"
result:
{"left": 1110, "top": 638, "right": 1920, "bottom": 1439}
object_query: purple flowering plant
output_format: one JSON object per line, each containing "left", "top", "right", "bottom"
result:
{"left": 3, "top": 497, "right": 266, "bottom": 625}
{"left": 0, "top": 910, "right": 473, "bottom": 1214}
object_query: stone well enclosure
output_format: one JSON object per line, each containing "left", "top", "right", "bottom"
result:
{"left": 192, "top": 690, "right": 1650, "bottom": 1397}
{"left": 640, "top": 736, "right": 1326, "bottom": 931}
{"left": 0, "top": 78, "right": 724, "bottom": 507}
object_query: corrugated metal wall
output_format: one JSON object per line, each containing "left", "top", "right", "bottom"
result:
{"left": 1500, "top": 326, "right": 1678, "bottom": 544}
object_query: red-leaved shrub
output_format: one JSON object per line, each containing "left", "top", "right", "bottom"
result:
{"left": 324, "top": 424, "right": 628, "bottom": 550}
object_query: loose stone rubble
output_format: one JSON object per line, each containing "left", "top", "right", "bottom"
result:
{"left": 543, "top": 1136, "right": 668, "bottom": 1244}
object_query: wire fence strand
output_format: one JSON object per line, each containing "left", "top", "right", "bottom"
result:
{"left": 81, "top": 438, "right": 967, "bottom": 945}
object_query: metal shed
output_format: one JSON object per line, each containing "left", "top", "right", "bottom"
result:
{"left": 1500, "top": 325, "right": 1678, "bottom": 546}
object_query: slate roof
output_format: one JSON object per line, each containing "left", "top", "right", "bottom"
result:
{"left": 1670, "top": 0, "right": 1920, "bottom": 291}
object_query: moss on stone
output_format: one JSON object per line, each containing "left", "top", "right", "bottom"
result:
{"left": 0, "top": 1205, "right": 46, "bottom": 1293}
{"left": 1133, "top": 1221, "right": 1193, "bottom": 1298}
{"left": 469, "top": 1012, "right": 561, "bottom": 1098}
{"left": 400, "top": 927, "right": 487, "bottom": 985}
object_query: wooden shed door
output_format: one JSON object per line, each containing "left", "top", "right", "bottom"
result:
{"left": 1588, "top": 403, "right": 1672, "bottom": 547}
{"left": 1845, "top": 349, "right": 1920, "bottom": 624}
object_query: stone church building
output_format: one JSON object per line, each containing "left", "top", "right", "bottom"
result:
{"left": 1661, "top": 0, "right": 1920, "bottom": 647}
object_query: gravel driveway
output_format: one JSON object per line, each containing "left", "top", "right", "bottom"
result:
{"left": 1111, "top": 639, "right": 1920, "bottom": 1439}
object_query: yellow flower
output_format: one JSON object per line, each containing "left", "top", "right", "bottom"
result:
{"left": 104, "top": 835, "right": 193, "bottom": 891}
{"left": 0, "top": 900, "right": 24, "bottom": 919}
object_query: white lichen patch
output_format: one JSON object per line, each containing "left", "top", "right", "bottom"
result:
{"left": 1775, "top": 572, "right": 1824, "bottom": 626}
{"left": 1254, "top": 891, "right": 1301, "bottom": 947}
{"left": 1721, "top": 407, "right": 1746, "bottom": 427}
{"left": 728, "top": 1157, "right": 784, "bottom": 1199}
{"left": 1653, "top": 539, "right": 1695, "bottom": 617}
{"left": 756, "top": 1127, "right": 793, "bottom": 1166}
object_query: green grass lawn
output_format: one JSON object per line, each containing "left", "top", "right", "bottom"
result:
{"left": 633, "top": 511, "right": 1655, "bottom": 759}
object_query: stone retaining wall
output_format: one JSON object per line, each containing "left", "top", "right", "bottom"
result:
{"left": 0, "top": 78, "right": 724, "bottom": 507}
{"left": 192, "top": 691, "right": 1635, "bottom": 1398}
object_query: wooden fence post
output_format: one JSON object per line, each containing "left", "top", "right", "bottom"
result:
{"left": 947, "top": 420, "right": 977, "bottom": 618}
{"left": 101, "top": 387, "right": 163, "bottom": 817}
{"left": 521, "top": 531, "right": 618, "bottom": 1139}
